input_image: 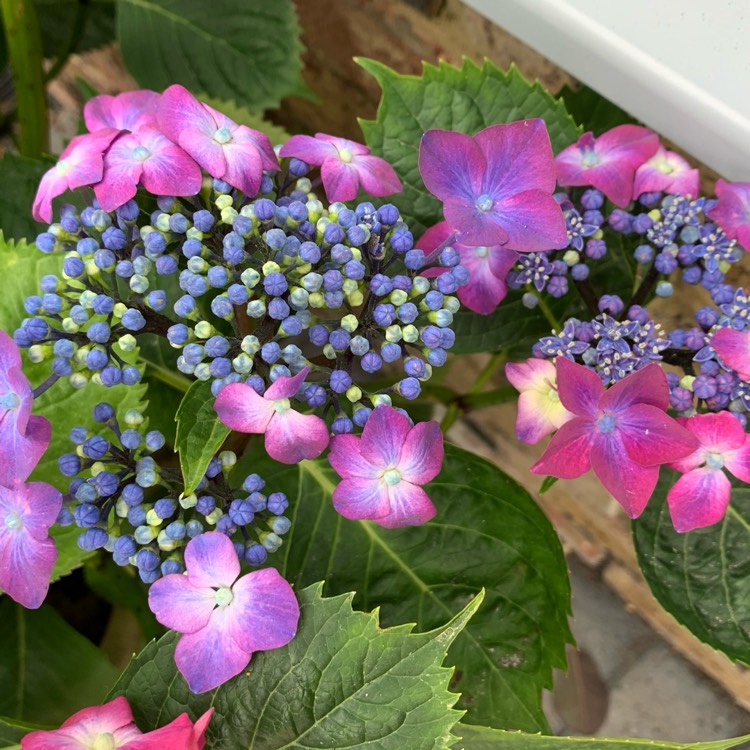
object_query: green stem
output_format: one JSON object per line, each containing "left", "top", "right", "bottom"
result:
{"left": 139, "top": 357, "right": 192, "bottom": 393}
{"left": 44, "top": 0, "right": 91, "bottom": 83}
{"left": 1, "top": 0, "right": 48, "bottom": 157}
{"left": 439, "top": 401, "right": 461, "bottom": 432}
{"left": 469, "top": 350, "right": 506, "bottom": 394}
{"left": 535, "top": 292, "right": 561, "bottom": 332}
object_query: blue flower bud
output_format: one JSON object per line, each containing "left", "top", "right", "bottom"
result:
{"left": 380, "top": 342, "right": 401, "bottom": 363}
{"left": 332, "top": 416, "right": 353, "bottom": 434}
{"left": 154, "top": 498, "right": 176, "bottom": 519}
{"left": 83, "top": 435, "right": 109, "bottom": 459}
{"left": 245, "top": 543, "right": 268, "bottom": 565}
{"left": 299, "top": 241, "right": 321, "bottom": 264}
{"left": 398, "top": 377, "right": 421, "bottom": 399}
{"left": 135, "top": 549, "right": 160, "bottom": 571}
{"left": 121, "top": 309, "right": 146, "bottom": 331}
{"left": 78, "top": 528, "right": 109, "bottom": 551}
{"left": 330, "top": 370, "right": 352, "bottom": 393}
{"left": 58, "top": 453, "right": 81, "bottom": 477}
{"left": 74, "top": 503, "right": 100, "bottom": 527}
{"left": 121, "top": 429, "right": 142, "bottom": 450}
{"left": 122, "top": 366, "right": 141, "bottom": 386}
{"left": 86, "top": 322, "right": 111, "bottom": 344}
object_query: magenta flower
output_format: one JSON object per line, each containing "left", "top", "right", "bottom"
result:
{"left": 710, "top": 327, "right": 750, "bottom": 380}
{"left": 214, "top": 366, "right": 329, "bottom": 464}
{"left": 419, "top": 221, "right": 518, "bottom": 315}
{"left": 666, "top": 412, "right": 750, "bottom": 532}
{"left": 148, "top": 532, "right": 299, "bottom": 693}
{"left": 157, "top": 85, "right": 278, "bottom": 197}
{"left": 555, "top": 125, "right": 660, "bottom": 208}
{"left": 706, "top": 179, "right": 750, "bottom": 250}
{"left": 83, "top": 89, "right": 160, "bottom": 133}
{"left": 531, "top": 358, "right": 698, "bottom": 518}
{"left": 20, "top": 696, "right": 213, "bottom": 749}
{"left": 0, "top": 479, "right": 62, "bottom": 608}
{"left": 279, "top": 133, "right": 402, "bottom": 203}
{"left": 418, "top": 120, "right": 567, "bottom": 249}
{"left": 633, "top": 146, "right": 699, "bottom": 199}
{"left": 505, "top": 358, "right": 574, "bottom": 444}
{"left": 328, "top": 405, "right": 443, "bottom": 527}
{"left": 0, "top": 329, "right": 52, "bottom": 486}
{"left": 32, "top": 129, "right": 120, "bottom": 223}
{"left": 94, "top": 127, "right": 202, "bottom": 212}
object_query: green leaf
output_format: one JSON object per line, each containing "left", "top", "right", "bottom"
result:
{"left": 453, "top": 725, "right": 750, "bottom": 750}
{"left": 0, "top": 716, "right": 50, "bottom": 748}
{"left": 197, "top": 95, "right": 291, "bottom": 145}
{"left": 0, "top": 154, "right": 52, "bottom": 241}
{"left": 242, "top": 444, "right": 572, "bottom": 732}
{"left": 358, "top": 58, "right": 581, "bottom": 237}
{"left": 36, "top": 0, "right": 116, "bottom": 60}
{"left": 0, "top": 599, "right": 118, "bottom": 725}
{"left": 558, "top": 84, "right": 638, "bottom": 135}
{"left": 175, "top": 379, "right": 230, "bottom": 494}
{"left": 632, "top": 469, "right": 750, "bottom": 664}
{"left": 117, "top": 0, "right": 309, "bottom": 112}
{"left": 112, "top": 583, "right": 480, "bottom": 748}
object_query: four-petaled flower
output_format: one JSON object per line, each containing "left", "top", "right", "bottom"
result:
{"left": 419, "top": 221, "right": 518, "bottom": 315}
{"left": 20, "top": 695, "right": 212, "bottom": 749}
{"left": 328, "top": 405, "right": 443, "bottom": 527}
{"left": 555, "top": 125, "right": 659, "bottom": 208}
{"left": 158, "top": 84, "right": 278, "bottom": 197}
{"left": 148, "top": 532, "right": 299, "bottom": 693}
{"left": 633, "top": 145, "right": 699, "bottom": 199}
{"left": 706, "top": 179, "right": 750, "bottom": 250}
{"left": 418, "top": 119, "right": 567, "bottom": 249}
{"left": 279, "top": 133, "right": 402, "bottom": 203}
{"left": 531, "top": 358, "right": 698, "bottom": 517}
{"left": 214, "top": 366, "right": 329, "bottom": 464}
{"left": 83, "top": 89, "right": 160, "bottom": 133}
{"left": 32, "top": 129, "right": 120, "bottom": 223}
{"left": 505, "top": 358, "right": 574, "bottom": 444}
{"left": 667, "top": 412, "right": 750, "bottom": 532}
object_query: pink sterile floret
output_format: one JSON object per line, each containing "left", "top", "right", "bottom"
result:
{"left": 94, "top": 127, "right": 202, "bottom": 212}
{"left": 32, "top": 129, "right": 121, "bottom": 223}
{"left": 531, "top": 358, "right": 698, "bottom": 518}
{"left": 158, "top": 84, "right": 278, "bottom": 198}
{"left": 0, "top": 329, "right": 52, "bottom": 486}
{"left": 279, "top": 133, "right": 402, "bottom": 203}
{"left": 0, "top": 479, "right": 61, "bottom": 609}
{"left": 555, "top": 125, "right": 660, "bottom": 208}
{"left": 418, "top": 120, "right": 567, "bottom": 250}
{"left": 419, "top": 221, "right": 518, "bottom": 315}
{"left": 328, "top": 405, "right": 443, "bottom": 528}
{"left": 710, "top": 326, "right": 750, "bottom": 380}
{"left": 633, "top": 145, "right": 699, "bottom": 199}
{"left": 505, "top": 358, "right": 574, "bottom": 445}
{"left": 148, "top": 532, "right": 299, "bottom": 694}
{"left": 20, "top": 695, "right": 213, "bottom": 750}
{"left": 214, "top": 366, "right": 329, "bottom": 464}
{"left": 706, "top": 179, "right": 750, "bottom": 250}
{"left": 667, "top": 412, "right": 750, "bottom": 532}
{"left": 83, "top": 89, "right": 161, "bottom": 133}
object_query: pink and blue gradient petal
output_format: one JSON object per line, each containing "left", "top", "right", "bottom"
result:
{"left": 184, "top": 531, "right": 239, "bottom": 589}
{"left": 711, "top": 327, "right": 750, "bottom": 379}
{"left": 488, "top": 189, "right": 568, "bottom": 251}
{"left": 457, "top": 246, "right": 516, "bottom": 315}
{"left": 279, "top": 134, "right": 338, "bottom": 164}
{"left": 706, "top": 180, "right": 750, "bottom": 246}
{"left": 264, "top": 365, "right": 312, "bottom": 400}
{"left": 599, "top": 362, "right": 670, "bottom": 412}
{"left": 147, "top": 575, "right": 216, "bottom": 634}
{"left": 230, "top": 126, "right": 278, "bottom": 172}
{"left": 380, "top": 482, "right": 437, "bottom": 528}
{"left": 618, "top": 404, "right": 699, "bottom": 466}
{"left": 0, "top": 416, "right": 52, "bottom": 487}
{"left": 555, "top": 356, "right": 604, "bottom": 417}
{"left": 226, "top": 568, "right": 299, "bottom": 653}
{"left": 359, "top": 405, "right": 412, "bottom": 468}
{"left": 724, "top": 441, "right": 750, "bottom": 484}
{"left": 214, "top": 382, "right": 275, "bottom": 434}
{"left": 667, "top": 467, "right": 731, "bottom": 532}
{"left": 633, "top": 147, "right": 699, "bottom": 198}
{"left": 327, "top": 434, "right": 380, "bottom": 480}
{"left": 126, "top": 709, "right": 214, "bottom": 749}
{"left": 530, "top": 417, "right": 594, "bottom": 479}
{"left": 83, "top": 89, "right": 160, "bottom": 132}
{"left": 419, "top": 129, "right": 484, "bottom": 204}
{"left": 157, "top": 85, "right": 215, "bottom": 142}
{"left": 174, "top": 607, "right": 253, "bottom": 694}
{"left": 442, "top": 196, "right": 510, "bottom": 247}
{"left": 590, "top": 431, "right": 660, "bottom": 518}
{"left": 353, "top": 154, "right": 402, "bottom": 197}
{"left": 680, "top": 411, "right": 746, "bottom": 454}
{"left": 221, "top": 140, "right": 265, "bottom": 196}
{"left": 398, "top": 421, "right": 443, "bottom": 484}
{"left": 332, "top": 477, "right": 392, "bottom": 521}
{"left": 318, "top": 133, "right": 370, "bottom": 156}
{"left": 264, "top": 409, "right": 329, "bottom": 463}
{"left": 320, "top": 159, "right": 361, "bottom": 202}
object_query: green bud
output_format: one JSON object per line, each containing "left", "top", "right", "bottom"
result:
{"left": 308, "top": 292, "right": 325, "bottom": 308}
{"left": 241, "top": 335, "right": 260, "bottom": 354}
{"left": 187, "top": 256, "right": 208, "bottom": 274}
{"left": 62, "top": 317, "right": 80, "bottom": 334}
{"left": 390, "top": 289, "right": 408, "bottom": 307}
{"left": 215, "top": 194, "right": 234, "bottom": 211}
{"left": 385, "top": 325, "right": 402, "bottom": 343}
{"left": 194, "top": 320, "right": 215, "bottom": 339}
{"left": 115, "top": 498, "right": 129, "bottom": 518}
{"left": 322, "top": 343, "right": 337, "bottom": 360}
{"left": 443, "top": 296, "right": 461, "bottom": 314}
{"left": 70, "top": 373, "right": 89, "bottom": 390}
{"left": 411, "top": 276, "right": 430, "bottom": 295}
{"left": 124, "top": 408, "right": 144, "bottom": 427}
{"left": 220, "top": 450, "right": 237, "bottom": 470}
{"left": 341, "top": 314, "right": 359, "bottom": 332}
{"left": 262, "top": 260, "right": 281, "bottom": 276}
{"left": 113, "top": 302, "right": 128, "bottom": 318}
{"left": 154, "top": 213, "right": 171, "bottom": 232}
{"left": 129, "top": 274, "right": 150, "bottom": 294}
{"left": 232, "top": 353, "right": 254, "bottom": 374}
{"left": 246, "top": 299, "right": 266, "bottom": 318}
{"left": 221, "top": 206, "right": 238, "bottom": 224}
{"left": 241, "top": 268, "right": 260, "bottom": 288}
{"left": 562, "top": 250, "right": 580, "bottom": 266}
{"left": 205, "top": 508, "right": 224, "bottom": 525}
{"left": 157, "top": 530, "right": 178, "bottom": 552}
{"left": 346, "top": 385, "right": 362, "bottom": 403}
{"left": 118, "top": 334, "right": 137, "bottom": 352}
{"left": 179, "top": 493, "right": 198, "bottom": 509}
{"left": 402, "top": 324, "right": 419, "bottom": 343}
{"left": 28, "top": 345, "right": 45, "bottom": 363}
{"left": 371, "top": 393, "right": 392, "bottom": 407}
{"left": 194, "top": 363, "right": 212, "bottom": 381}
{"left": 79, "top": 290, "right": 97, "bottom": 308}
{"left": 295, "top": 177, "right": 312, "bottom": 193}
{"left": 185, "top": 227, "right": 203, "bottom": 241}
{"left": 680, "top": 375, "right": 696, "bottom": 391}
{"left": 306, "top": 199, "right": 323, "bottom": 222}
{"left": 146, "top": 509, "right": 163, "bottom": 527}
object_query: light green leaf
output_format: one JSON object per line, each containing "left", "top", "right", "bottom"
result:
{"left": 111, "top": 583, "right": 480, "bottom": 748}
{"left": 453, "top": 725, "right": 750, "bottom": 750}
{"left": 243, "top": 444, "right": 572, "bottom": 732}
{"left": 358, "top": 57, "right": 581, "bottom": 237}
{"left": 117, "top": 0, "right": 309, "bottom": 112}
{"left": 175, "top": 379, "right": 229, "bottom": 494}
{"left": 633, "top": 469, "right": 750, "bottom": 665}
{"left": 0, "top": 599, "right": 118, "bottom": 725}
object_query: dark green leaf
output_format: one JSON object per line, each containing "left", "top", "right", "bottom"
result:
{"left": 117, "top": 0, "right": 309, "bottom": 112}
{"left": 0, "top": 599, "right": 118, "bottom": 725}
{"left": 0, "top": 716, "right": 50, "bottom": 748}
{"left": 0, "top": 155, "right": 52, "bottom": 241}
{"left": 633, "top": 469, "right": 750, "bottom": 664}
{"left": 175, "top": 379, "right": 229, "bottom": 494}
{"left": 558, "top": 84, "right": 638, "bottom": 135}
{"left": 241, "top": 444, "right": 572, "bottom": 732}
{"left": 36, "top": 0, "right": 116, "bottom": 60}
{"left": 453, "top": 724, "right": 750, "bottom": 750}
{"left": 358, "top": 58, "right": 581, "bottom": 237}
{"left": 539, "top": 476, "right": 559, "bottom": 495}
{"left": 112, "top": 583, "right": 480, "bottom": 748}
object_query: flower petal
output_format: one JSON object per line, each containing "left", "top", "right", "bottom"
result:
{"left": 265, "top": 410, "right": 329, "bottom": 463}
{"left": 418, "top": 129, "right": 484, "bottom": 204}
{"left": 184, "top": 531, "right": 239, "bottom": 589}
{"left": 443, "top": 196, "right": 510, "bottom": 247}
{"left": 618, "top": 404, "right": 699, "bottom": 466}
{"left": 328, "top": 434, "right": 380, "bottom": 480}
{"left": 0, "top": 525, "right": 56, "bottom": 608}
{"left": 320, "top": 159, "right": 360, "bottom": 202}
{"left": 352, "top": 154, "right": 402, "bottom": 197}
{"left": 221, "top": 141, "right": 264, "bottom": 197}
{"left": 599, "top": 363, "right": 669, "bottom": 413}
{"left": 488, "top": 189, "right": 568, "bottom": 251}
{"left": 332, "top": 477, "right": 391, "bottom": 521}
{"left": 147, "top": 573, "right": 216, "bottom": 634}
{"left": 724, "top": 438, "right": 750, "bottom": 484}
{"left": 398, "top": 421, "right": 443, "bottom": 484}
{"left": 264, "top": 365, "right": 312, "bottom": 400}
{"left": 530, "top": 416, "right": 593, "bottom": 479}
{"left": 359, "top": 405, "right": 411, "bottom": 468}
{"left": 214, "top": 382, "right": 275, "bottom": 434}
{"left": 667, "top": 468, "right": 731, "bottom": 532}
{"left": 679, "top": 411, "right": 746, "bottom": 454}
{"left": 555, "top": 356, "right": 603, "bottom": 417}
{"left": 711, "top": 327, "right": 750, "bottom": 379}
{"left": 157, "top": 85, "right": 214, "bottom": 143}
{"left": 279, "top": 134, "right": 337, "bottom": 164}
{"left": 378, "top": 482, "right": 436, "bottom": 528}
